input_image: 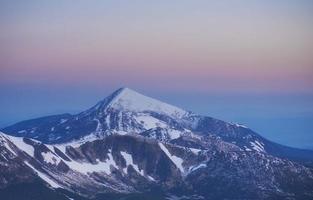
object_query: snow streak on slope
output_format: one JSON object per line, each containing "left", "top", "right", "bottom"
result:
{"left": 158, "top": 143, "right": 184, "bottom": 173}
{"left": 24, "top": 162, "right": 62, "bottom": 188}
{"left": 250, "top": 140, "right": 265, "bottom": 153}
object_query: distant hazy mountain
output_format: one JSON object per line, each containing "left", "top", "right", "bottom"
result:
{"left": 1, "top": 87, "right": 313, "bottom": 200}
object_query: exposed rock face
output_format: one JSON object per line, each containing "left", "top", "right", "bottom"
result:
{"left": 1, "top": 87, "right": 313, "bottom": 200}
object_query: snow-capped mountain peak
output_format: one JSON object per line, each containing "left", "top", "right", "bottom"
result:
{"left": 2, "top": 88, "right": 313, "bottom": 199}
{"left": 96, "top": 87, "right": 189, "bottom": 118}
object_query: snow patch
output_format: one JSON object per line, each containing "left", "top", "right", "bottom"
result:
{"left": 60, "top": 119, "right": 68, "bottom": 124}
{"left": 105, "top": 115, "right": 111, "bottom": 129}
{"left": 120, "top": 151, "right": 144, "bottom": 176}
{"left": 244, "top": 146, "right": 252, "bottom": 151}
{"left": 168, "top": 129, "right": 181, "bottom": 140}
{"left": 189, "top": 163, "right": 207, "bottom": 172}
{"left": 135, "top": 115, "right": 167, "bottom": 130}
{"left": 147, "top": 175, "right": 156, "bottom": 181}
{"left": 189, "top": 148, "right": 201, "bottom": 155}
{"left": 231, "top": 122, "right": 248, "bottom": 128}
{"left": 64, "top": 151, "right": 117, "bottom": 175}
{"left": 42, "top": 151, "right": 61, "bottom": 165}
{"left": 18, "top": 130, "right": 27, "bottom": 134}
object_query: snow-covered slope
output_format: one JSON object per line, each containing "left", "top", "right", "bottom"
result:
{"left": 0, "top": 131, "right": 192, "bottom": 195}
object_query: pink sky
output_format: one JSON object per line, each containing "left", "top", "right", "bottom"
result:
{"left": 1, "top": 0, "right": 313, "bottom": 94}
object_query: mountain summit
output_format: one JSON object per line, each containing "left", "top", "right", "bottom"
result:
{"left": 1, "top": 87, "right": 313, "bottom": 199}
{"left": 86, "top": 87, "right": 188, "bottom": 118}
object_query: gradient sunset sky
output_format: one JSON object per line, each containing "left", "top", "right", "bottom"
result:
{"left": 0, "top": 0, "right": 313, "bottom": 148}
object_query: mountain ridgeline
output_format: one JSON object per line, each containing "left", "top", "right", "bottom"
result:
{"left": 1, "top": 87, "right": 313, "bottom": 200}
